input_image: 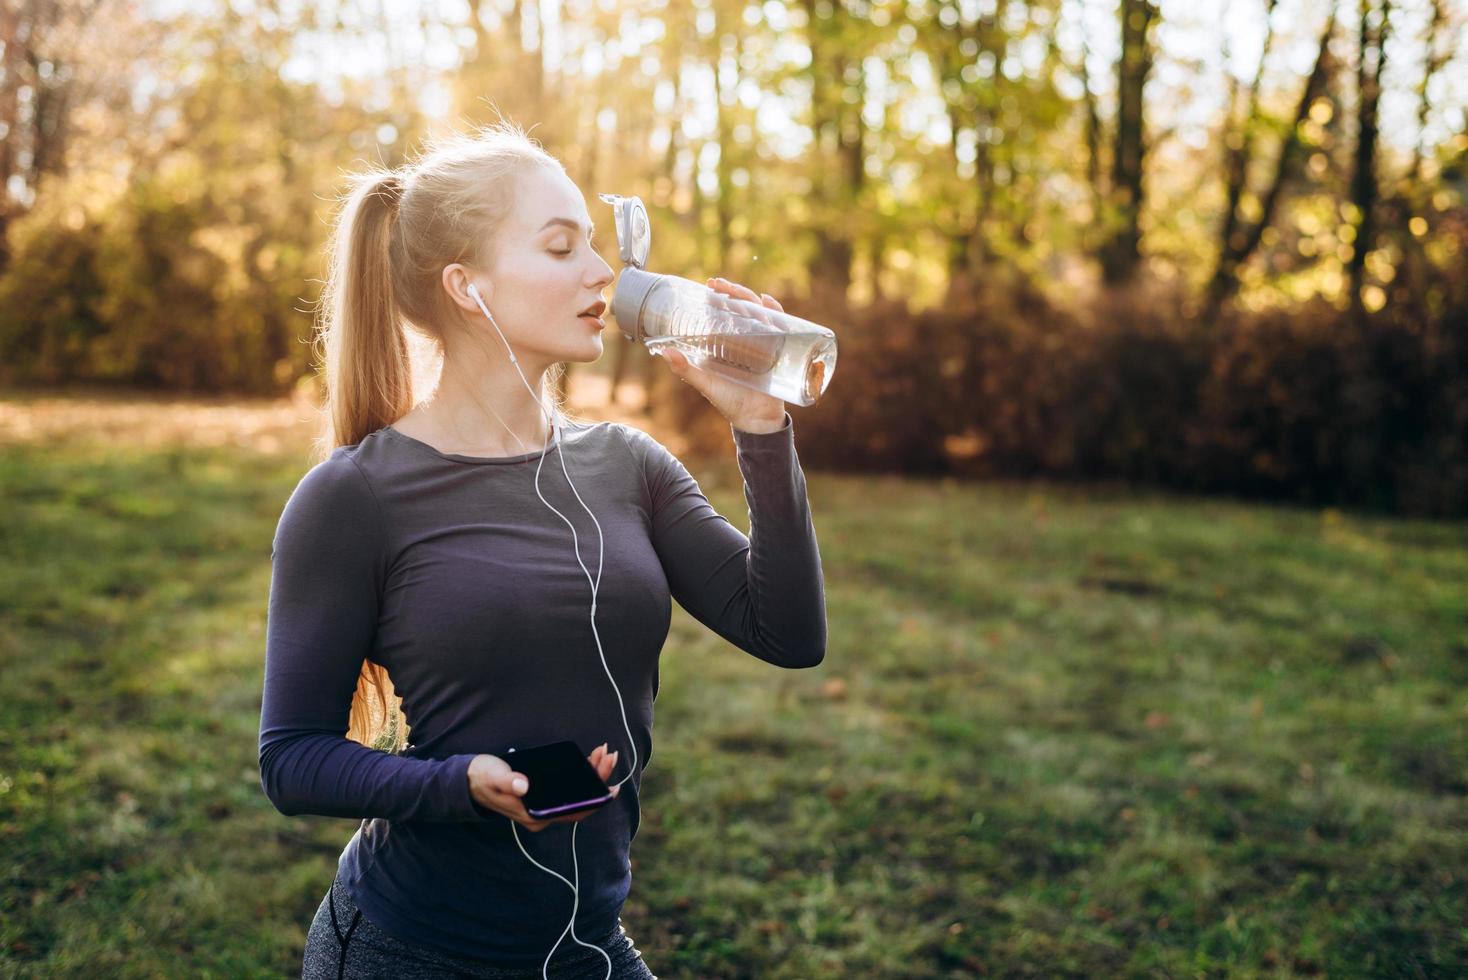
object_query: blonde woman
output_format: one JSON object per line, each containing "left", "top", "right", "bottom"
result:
{"left": 259, "top": 122, "right": 827, "bottom": 979}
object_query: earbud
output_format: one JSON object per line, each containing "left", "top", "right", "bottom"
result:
{"left": 467, "top": 282, "right": 481, "bottom": 301}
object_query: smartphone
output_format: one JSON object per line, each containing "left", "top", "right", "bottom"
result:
{"left": 503, "top": 740, "right": 615, "bottom": 819}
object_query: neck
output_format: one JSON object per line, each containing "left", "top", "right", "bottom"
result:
{"left": 420, "top": 334, "right": 558, "bottom": 455}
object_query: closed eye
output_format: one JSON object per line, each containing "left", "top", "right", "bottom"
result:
{"left": 551, "top": 238, "right": 598, "bottom": 257}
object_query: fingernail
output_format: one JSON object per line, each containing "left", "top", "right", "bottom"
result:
{"left": 512, "top": 777, "right": 527, "bottom": 793}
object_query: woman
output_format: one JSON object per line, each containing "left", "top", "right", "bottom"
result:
{"left": 260, "top": 121, "right": 827, "bottom": 979}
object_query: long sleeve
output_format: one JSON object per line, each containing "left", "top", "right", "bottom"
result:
{"left": 627, "top": 412, "right": 827, "bottom": 668}
{"left": 258, "top": 451, "right": 484, "bottom": 822}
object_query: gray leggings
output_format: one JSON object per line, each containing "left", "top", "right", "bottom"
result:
{"left": 302, "top": 874, "right": 658, "bottom": 979}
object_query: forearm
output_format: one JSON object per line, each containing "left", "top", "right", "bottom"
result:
{"left": 730, "top": 412, "right": 827, "bottom": 666}
{"left": 258, "top": 734, "right": 483, "bottom": 823}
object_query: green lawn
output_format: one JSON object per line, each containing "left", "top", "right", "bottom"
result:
{"left": 1, "top": 427, "right": 1465, "bottom": 978}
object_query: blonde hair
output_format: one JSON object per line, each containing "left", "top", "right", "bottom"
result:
{"left": 308, "top": 119, "right": 590, "bottom": 752}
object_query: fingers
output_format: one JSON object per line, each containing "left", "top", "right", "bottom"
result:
{"left": 489, "top": 788, "right": 546, "bottom": 832}
{"left": 488, "top": 760, "right": 542, "bottom": 827}
{"left": 661, "top": 348, "right": 705, "bottom": 393}
{"left": 589, "top": 742, "right": 618, "bottom": 775}
{"left": 707, "top": 277, "right": 780, "bottom": 312}
{"left": 708, "top": 276, "right": 759, "bottom": 304}
{"left": 501, "top": 768, "right": 529, "bottom": 797}
{"left": 709, "top": 277, "right": 781, "bottom": 324}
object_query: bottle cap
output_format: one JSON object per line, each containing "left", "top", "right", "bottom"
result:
{"left": 610, "top": 266, "right": 660, "bottom": 343}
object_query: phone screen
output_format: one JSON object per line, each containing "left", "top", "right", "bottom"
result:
{"left": 504, "top": 740, "right": 615, "bottom": 819}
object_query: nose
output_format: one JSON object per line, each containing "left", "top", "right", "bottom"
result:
{"left": 589, "top": 251, "right": 614, "bottom": 290}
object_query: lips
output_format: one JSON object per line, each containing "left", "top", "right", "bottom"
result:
{"left": 579, "top": 299, "right": 607, "bottom": 331}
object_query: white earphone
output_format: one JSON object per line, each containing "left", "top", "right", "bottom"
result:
{"left": 465, "top": 277, "right": 634, "bottom": 980}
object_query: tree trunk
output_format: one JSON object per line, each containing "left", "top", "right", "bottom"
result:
{"left": 713, "top": 5, "right": 736, "bottom": 272}
{"left": 1347, "top": 0, "right": 1391, "bottom": 314}
{"left": 1099, "top": 0, "right": 1158, "bottom": 285}
{"left": 1079, "top": 29, "right": 1105, "bottom": 236}
{"left": 1216, "top": 0, "right": 1278, "bottom": 287}
{"left": 801, "top": 0, "right": 853, "bottom": 299}
{"left": 1205, "top": 7, "right": 1337, "bottom": 318}
{"left": 1411, "top": 0, "right": 1448, "bottom": 184}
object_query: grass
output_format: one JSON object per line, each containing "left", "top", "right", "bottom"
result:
{"left": 1, "top": 393, "right": 1465, "bottom": 978}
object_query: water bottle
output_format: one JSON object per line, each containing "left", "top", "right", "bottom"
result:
{"left": 599, "top": 193, "right": 838, "bottom": 407}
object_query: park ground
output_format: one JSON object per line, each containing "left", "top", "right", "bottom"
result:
{"left": 1, "top": 383, "right": 1465, "bottom": 978}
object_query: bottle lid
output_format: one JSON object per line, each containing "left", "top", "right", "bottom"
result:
{"left": 610, "top": 266, "right": 660, "bottom": 343}
{"left": 598, "top": 193, "right": 651, "bottom": 268}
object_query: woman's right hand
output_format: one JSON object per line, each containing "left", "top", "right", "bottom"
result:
{"left": 467, "top": 745, "right": 620, "bottom": 832}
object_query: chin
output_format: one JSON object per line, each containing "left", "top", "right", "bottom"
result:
{"left": 567, "top": 337, "right": 605, "bottom": 363}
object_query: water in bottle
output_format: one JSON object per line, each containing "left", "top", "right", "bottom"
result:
{"left": 599, "top": 193, "right": 839, "bottom": 407}
{"left": 629, "top": 273, "right": 837, "bottom": 406}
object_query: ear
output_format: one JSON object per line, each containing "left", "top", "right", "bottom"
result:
{"left": 443, "top": 263, "right": 490, "bottom": 314}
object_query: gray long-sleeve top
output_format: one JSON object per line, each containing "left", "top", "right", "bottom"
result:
{"left": 258, "top": 412, "right": 825, "bottom": 965}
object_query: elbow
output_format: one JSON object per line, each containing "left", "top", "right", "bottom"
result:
{"left": 804, "top": 611, "right": 828, "bottom": 667}
{"left": 784, "top": 621, "right": 827, "bottom": 669}
{"left": 743, "top": 604, "right": 826, "bottom": 668}
{"left": 799, "top": 612, "right": 828, "bottom": 667}
{"left": 753, "top": 633, "right": 824, "bottom": 669}
{"left": 262, "top": 782, "right": 308, "bottom": 818}
{"left": 258, "top": 750, "right": 305, "bottom": 817}
{"left": 269, "top": 798, "right": 304, "bottom": 817}
{"left": 258, "top": 770, "right": 296, "bottom": 817}
{"left": 791, "top": 646, "right": 825, "bottom": 669}
{"left": 795, "top": 591, "right": 828, "bottom": 668}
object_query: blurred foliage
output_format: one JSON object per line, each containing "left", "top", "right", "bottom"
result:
{"left": 0, "top": 6, "right": 418, "bottom": 392}
{"left": 669, "top": 246, "right": 1468, "bottom": 516}
{"left": 2, "top": 0, "right": 1467, "bottom": 512}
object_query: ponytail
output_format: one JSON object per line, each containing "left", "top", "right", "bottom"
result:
{"left": 315, "top": 171, "right": 414, "bottom": 459}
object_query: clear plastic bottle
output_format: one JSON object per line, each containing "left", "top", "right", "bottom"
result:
{"left": 600, "top": 193, "right": 838, "bottom": 407}
{"left": 611, "top": 268, "right": 837, "bottom": 406}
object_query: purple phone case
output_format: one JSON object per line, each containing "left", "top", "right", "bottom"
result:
{"left": 527, "top": 792, "right": 614, "bottom": 819}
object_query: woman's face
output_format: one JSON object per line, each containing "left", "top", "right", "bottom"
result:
{"left": 464, "top": 166, "right": 616, "bottom": 367}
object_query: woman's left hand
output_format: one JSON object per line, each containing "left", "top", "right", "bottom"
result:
{"left": 654, "top": 277, "right": 789, "bottom": 435}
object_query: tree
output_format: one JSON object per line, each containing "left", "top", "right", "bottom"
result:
{"left": 1346, "top": 0, "right": 1392, "bottom": 314}
{"left": 1098, "top": 0, "right": 1159, "bottom": 285}
{"left": 1204, "top": 5, "right": 1338, "bottom": 318}
{"left": 0, "top": 0, "right": 115, "bottom": 276}
{"left": 800, "top": 0, "right": 868, "bottom": 301}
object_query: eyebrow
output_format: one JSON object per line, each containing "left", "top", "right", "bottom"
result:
{"left": 538, "top": 217, "right": 596, "bottom": 237}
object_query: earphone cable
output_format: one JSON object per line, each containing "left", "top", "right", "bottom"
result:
{"left": 467, "top": 282, "right": 628, "bottom": 980}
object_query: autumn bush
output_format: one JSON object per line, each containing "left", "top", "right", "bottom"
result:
{"left": 677, "top": 275, "right": 1468, "bottom": 518}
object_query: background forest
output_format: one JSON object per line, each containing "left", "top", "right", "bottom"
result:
{"left": 2, "top": 0, "right": 1467, "bottom": 512}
